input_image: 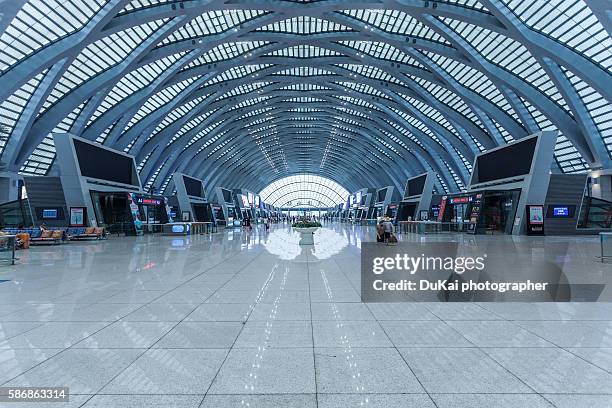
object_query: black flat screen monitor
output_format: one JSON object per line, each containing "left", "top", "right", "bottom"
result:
{"left": 406, "top": 174, "right": 427, "bottom": 198}
{"left": 73, "top": 139, "right": 138, "bottom": 186}
{"left": 183, "top": 175, "right": 203, "bottom": 197}
{"left": 377, "top": 188, "right": 387, "bottom": 203}
{"left": 472, "top": 137, "right": 537, "bottom": 184}
{"left": 221, "top": 189, "right": 232, "bottom": 203}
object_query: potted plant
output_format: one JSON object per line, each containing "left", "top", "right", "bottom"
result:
{"left": 292, "top": 220, "right": 322, "bottom": 245}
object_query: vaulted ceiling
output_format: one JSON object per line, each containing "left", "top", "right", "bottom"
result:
{"left": 0, "top": 0, "right": 610, "bottom": 196}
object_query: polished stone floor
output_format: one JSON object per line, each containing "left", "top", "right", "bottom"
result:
{"left": 0, "top": 223, "right": 611, "bottom": 407}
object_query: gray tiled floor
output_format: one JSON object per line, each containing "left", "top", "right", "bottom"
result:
{"left": 0, "top": 224, "right": 611, "bottom": 407}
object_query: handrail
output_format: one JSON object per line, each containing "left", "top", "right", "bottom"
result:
{"left": 578, "top": 196, "right": 612, "bottom": 229}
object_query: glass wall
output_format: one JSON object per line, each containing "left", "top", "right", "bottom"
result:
{"left": 259, "top": 175, "right": 349, "bottom": 208}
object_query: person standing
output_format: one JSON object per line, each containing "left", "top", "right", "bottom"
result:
{"left": 382, "top": 217, "right": 394, "bottom": 244}
{"left": 376, "top": 221, "right": 385, "bottom": 243}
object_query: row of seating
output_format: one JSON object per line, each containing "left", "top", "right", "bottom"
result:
{"left": 1, "top": 227, "right": 107, "bottom": 245}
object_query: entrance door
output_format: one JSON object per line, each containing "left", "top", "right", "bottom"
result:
{"left": 453, "top": 204, "right": 469, "bottom": 231}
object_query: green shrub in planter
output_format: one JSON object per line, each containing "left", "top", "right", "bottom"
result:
{"left": 292, "top": 221, "right": 322, "bottom": 228}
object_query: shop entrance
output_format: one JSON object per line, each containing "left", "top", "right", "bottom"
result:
{"left": 396, "top": 202, "right": 417, "bottom": 222}
{"left": 90, "top": 191, "right": 133, "bottom": 234}
{"left": 192, "top": 203, "right": 212, "bottom": 222}
{"left": 478, "top": 190, "right": 520, "bottom": 234}
{"left": 453, "top": 203, "right": 470, "bottom": 231}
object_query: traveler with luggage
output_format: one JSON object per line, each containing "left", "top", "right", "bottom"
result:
{"left": 382, "top": 217, "right": 395, "bottom": 244}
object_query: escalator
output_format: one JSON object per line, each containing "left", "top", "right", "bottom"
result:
{"left": 0, "top": 199, "right": 34, "bottom": 228}
{"left": 577, "top": 196, "right": 612, "bottom": 229}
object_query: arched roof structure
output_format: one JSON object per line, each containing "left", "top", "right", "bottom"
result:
{"left": 259, "top": 174, "right": 349, "bottom": 208}
{"left": 0, "top": 0, "right": 610, "bottom": 197}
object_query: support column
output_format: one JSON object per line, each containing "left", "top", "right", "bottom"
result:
{"left": 0, "top": 171, "right": 21, "bottom": 203}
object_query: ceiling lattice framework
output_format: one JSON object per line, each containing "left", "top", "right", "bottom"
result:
{"left": 0, "top": 0, "right": 610, "bottom": 197}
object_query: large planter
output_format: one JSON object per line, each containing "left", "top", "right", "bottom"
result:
{"left": 294, "top": 227, "right": 319, "bottom": 245}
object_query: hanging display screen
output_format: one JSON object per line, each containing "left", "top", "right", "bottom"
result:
{"left": 183, "top": 175, "right": 203, "bottom": 197}
{"left": 377, "top": 188, "right": 387, "bottom": 203}
{"left": 221, "top": 188, "right": 232, "bottom": 203}
{"left": 405, "top": 174, "right": 427, "bottom": 198}
{"left": 73, "top": 139, "right": 138, "bottom": 186}
{"left": 472, "top": 136, "right": 537, "bottom": 184}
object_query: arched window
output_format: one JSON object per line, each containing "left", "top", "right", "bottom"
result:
{"left": 259, "top": 174, "right": 349, "bottom": 208}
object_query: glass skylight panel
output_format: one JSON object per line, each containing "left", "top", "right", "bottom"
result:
{"left": 238, "top": 107, "right": 275, "bottom": 119}
{"left": 333, "top": 116, "right": 360, "bottom": 127}
{"left": 137, "top": 148, "right": 155, "bottom": 172}
{"left": 207, "top": 136, "right": 234, "bottom": 158}
{"left": 229, "top": 96, "right": 273, "bottom": 111}
{"left": 381, "top": 129, "right": 409, "bottom": 150}
{"left": 279, "top": 83, "right": 331, "bottom": 91}
{"left": 442, "top": 0, "right": 488, "bottom": 10}
{"left": 436, "top": 173, "right": 449, "bottom": 193}
{"left": 287, "top": 107, "right": 325, "bottom": 113}
{"left": 205, "top": 64, "right": 273, "bottom": 85}
{"left": 492, "top": 119, "right": 515, "bottom": 143}
{"left": 504, "top": 0, "right": 611, "bottom": 69}
{"left": 143, "top": 157, "right": 169, "bottom": 192}
{"left": 339, "top": 9, "right": 451, "bottom": 45}
{"left": 216, "top": 81, "right": 271, "bottom": 101}
{"left": 120, "top": 0, "right": 173, "bottom": 14}
{"left": 153, "top": 94, "right": 211, "bottom": 144}
{"left": 88, "top": 51, "right": 187, "bottom": 126}
{"left": 408, "top": 75, "right": 487, "bottom": 150}
{"left": 390, "top": 106, "right": 447, "bottom": 151}
{"left": 259, "top": 174, "right": 349, "bottom": 207}
{"left": 399, "top": 93, "right": 463, "bottom": 142}
{"left": 336, "top": 64, "right": 403, "bottom": 84}
{"left": 266, "top": 45, "right": 341, "bottom": 58}
{"left": 440, "top": 18, "right": 571, "bottom": 114}
{"left": 424, "top": 51, "right": 522, "bottom": 126}
{"left": 20, "top": 100, "right": 87, "bottom": 176}
{"left": 283, "top": 97, "right": 326, "bottom": 103}
{"left": 95, "top": 120, "right": 117, "bottom": 144}
{"left": 162, "top": 10, "right": 269, "bottom": 44}
{"left": 174, "top": 120, "right": 222, "bottom": 150}
{"left": 122, "top": 76, "right": 201, "bottom": 142}
{"left": 0, "top": 0, "right": 106, "bottom": 72}
{"left": 520, "top": 96, "right": 589, "bottom": 172}
{"left": 184, "top": 42, "right": 269, "bottom": 68}
{"left": 273, "top": 67, "right": 336, "bottom": 77}
{"left": 184, "top": 116, "right": 223, "bottom": 149}
{"left": 245, "top": 116, "right": 275, "bottom": 127}
{"left": 191, "top": 129, "right": 226, "bottom": 158}
{"left": 41, "top": 19, "right": 167, "bottom": 113}
{"left": 442, "top": 159, "right": 465, "bottom": 190}
{"left": 257, "top": 16, "right": 353, "bottom": 35}
{"left": 336, "top": 107, "right": 368, "bottom": 119}
{"left": 338, "top": 82, "right": 391, "bottom": 100}
{"left": 337, "top": 41, "right": 426, "bottom": 69}
{"left": 562, "top": 67, "right": 612, "bottom": 158}
{"left": 167, "top": 108, "right": 217, "bottom": 148}
{"left": 0, "top": 69, "right": 47, "bottom": 155}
